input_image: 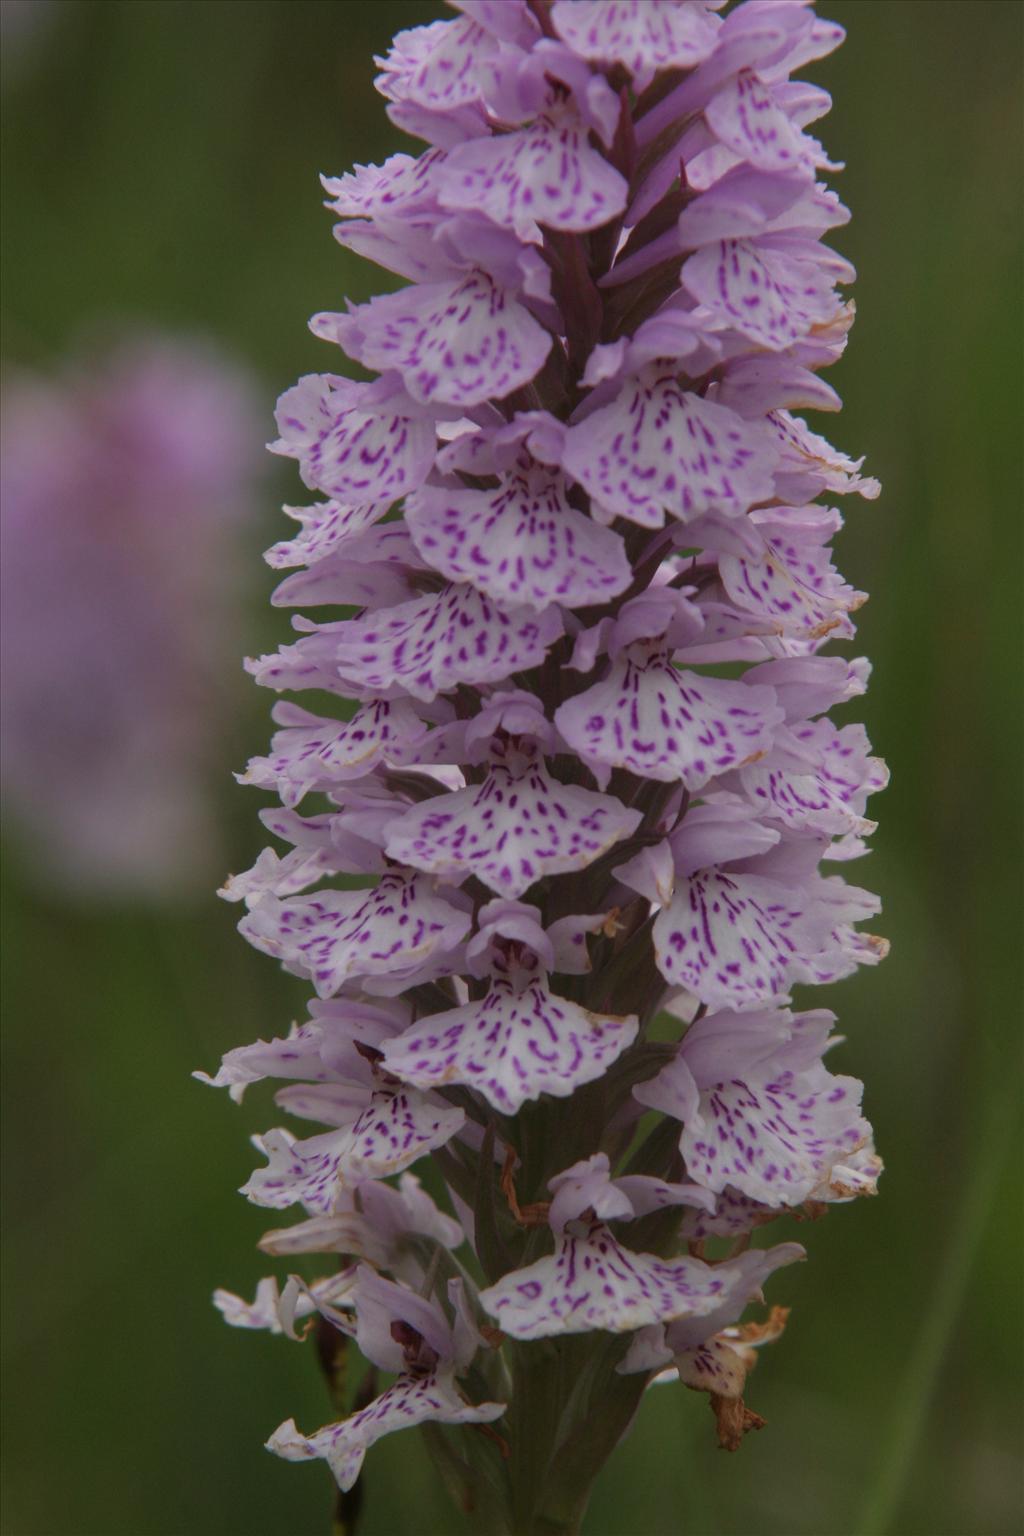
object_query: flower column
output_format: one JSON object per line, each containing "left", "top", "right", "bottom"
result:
{"left": 203, "top": 4, "right": 887, "bottom": 1532}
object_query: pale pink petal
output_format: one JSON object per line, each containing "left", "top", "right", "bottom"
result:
{"left": 439, "top": 108, "right": 628, "bottom": 238}
{"left": 317, "top": 271, "right": 552, "bottom": 408}
{"left": 668, "top": 801, "right": 781, "bottom": 879}
{"left": 375, "top": 14, "right": 496, "bottom": 112}
{"left": 680, "top": 1185, "right": 781, "bottom": 1241}
{"left": 238, "top": 871, "right": 471, "bottom": 998}
{"left": 406, "top": 469, "right": 630, "bottom": 610}
{"left": 243, "top": 1084, "right": 464, "bottom": 1210}
{"left": 637, "top": 1009, "right": 870, "bottom": 1206}
{"left": 748, "top": 655, "right": 869, "bottom": 722}
{"left": 382, "top": 979, "right": 638, "bottom": 1114}
{"left": 194, "top": 1022, "right": 334, "bottom": 1102}
{"left": 271, "top": 375, "right": 435, "bottom": 503}
{"left": 214, "top": 1271, "right": 357, "bottom": 1336}
{"left": 551, "top": 0, "right": 720, "bottom": 88}
{"left": 258, "top": 1173, "right": 463, "bottom": 1267}
{"left": 267, "top": 1369, "right": 505, "bottom": 1492}
{"left": 769, "top": 410, "right": 881, "bottom": 503}
{"left": 718, "top": 506, "right": 865, "bottom": 640}
{"left": 321, "top": 149, "right": 446, "bottom": 219}
{"left": 705, "top": 69, "right": 812, "bottom": 175}
{"left": 653, "top": 869, "right": 828, "bottom": 1008}
{"left": 562, "top": 369, "right": 777, "bottom": 527}
{"left": 680, "top": 1058, "right": 868, "bottom": 1207}
{"left": 479, "top": 1224, "right": 736, "bottom": 1340}
{"left": 266, "top": 501, "right": 389, "bottom": 571}
{"left": 239, "top": 699, "right": 427, "bottom": 807}
{"left": 554, "top": 645, "right": 783, "bottom": 790}
{"left": 682, "top": 237, "right": 847, "bottom": 351}
{"left": 383, "top": 758, "right": 640, "bottom": 898}
{"left": 332, "top": 585, "right": 563, "bottom": 703}
{"left": 618, "top": 1243, "right": 803, "bottom": 1370}
{"left": 547, "top": 1153, "right": 636, "bottom": 1231}
{"left": 735, "top": 720, "right": 887, "bottom": 837}
{"left": 448, "top": 1, "right": 540, "bottom": 46}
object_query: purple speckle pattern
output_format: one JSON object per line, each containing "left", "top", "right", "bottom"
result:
{"left": 272, "top": 374, "right": 435, "bottom": 503}
{"left": 266, "top": 500, "right": 387, "bottom": 572}
{"left": 555, "top": 645, "right": 784, "bottom": 791}
{"left": 322, "top": 148, "right": 446, "bottom": 220}
{"left": 705, "top": 69, "right": 811, "bottom": 176}
{"left": 241, "top": 699, "right": 425, "bottom": 807}
{"left": 406, "top": 465, "right": 631, "bottom": 610}
{"left": 617, "top": 1244, "right": 805, "bottom": 1379}
{"left": 680, "top": 1183, "right": 782, "bottom": 1242}
{"left": 718, "top": 507, "right": 865, "bottom": 639}
{"left": 376, "top": 14, "right": 496, "bottom": 113}
{"left": 239, "top": 870, "right": 471, "bottom": 998}
{"left": 682, "top": 237, "right": 846, "bottom": 352}
{"left": 439, "top": 107, "right": 628, "bottom": 239}
{"left": 206, "top": 0, "right": 888, "bottom": 1497}
{"left": 323, "top": 270, "right": 553, "bottom": 409}
{"left": 243, "top": 1085, "right": 464, "bottom": 1210}
{"left": 245, "top": 629, "right": 352, "bottom": 699}
{"left": 550, "top": 0, "right": 720, "bottom": 85}
{"left": 382, "top": 979, "right": 639, "bottom": 1114}
{"left": 383, "top": 752, "right": 641, "bottom": 898}
{"left": 639, "top": 1008, "right": 874, "bottom": 1211}
{"left": 682, "top": 1062, "right": 867, "bottom": 1207}
{"left": 269, "top": 1369, "right": 505, "bottom": 1492}
{"left": 653, "top": 870, "right": 824, "bottom": 1010}
{"left": 332, "top": 584, "right": 562, "bottom": 702}
{"left": 735, "top": 720, "right": 888, "bottom": 837}
{"left": 561, "top": 369, "right": 778, "bottom": 527}
{"left": 479, "top": 1222, "right": 731, "bottom": 1341}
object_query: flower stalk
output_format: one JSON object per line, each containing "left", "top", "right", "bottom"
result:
{"left": 201, "top": 1, "right": 887, "bottom": 1529}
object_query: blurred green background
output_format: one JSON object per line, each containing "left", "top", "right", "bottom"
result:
{"left": 1, "top": 2, "right": 1021, "bottom": 1533}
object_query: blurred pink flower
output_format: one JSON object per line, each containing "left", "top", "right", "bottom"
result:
{"left": 0, "top": 0, "right": 56, "bottom": 77}
{"left": 1, "top": 334, "right": 262, "bottom": 897}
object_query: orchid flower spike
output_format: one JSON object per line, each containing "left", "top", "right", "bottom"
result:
{"left": 202, "top": 2, "right": 886, "bottom": 1523}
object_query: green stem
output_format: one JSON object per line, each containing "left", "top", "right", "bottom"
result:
{"left": 501, "top": 1334, "right": 647, "bottom": 1536}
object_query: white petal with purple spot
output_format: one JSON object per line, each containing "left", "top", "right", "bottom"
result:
{"left": 480, "top": 1224, "right": 733, "bottom": 1340}
{"left": 268, "top": 1369, "right": 505, "bottom": 1492}
{"left": 382, "top": 979, "right": 638, "bottom": 1114}
{"left": 272, "top": 375, "right": 435, "bottom": 504}
{"left": 383, "top": 757, "right": 641, "bottom": 898}
{"left": 555, "top": 646, "right": 783, "bottom": 790}
{"left": 562, "top": 369, "right": 777, "bottom": 527}
{"left": 551, "top": 0, "right": 720, "bottom": 87}
{"left": 439, "top": 108, "right": 628, "bottom": 239}
{"left": 406, "top": 470, "right": 630, "bottom": 610}
{"left": 682, "top": 238, "right": 846, "bottom": 351}
{"left": 319, "top": 271, "right": 552, "bottom": 408}
{"left": 238, "top": 871, "right": 471, "bottom": 998}
{"left": 681, "top": 1058, "right": 868, "bottom": 1207}
{"left": 243, "top": 1084, "right": 464, "bottom": 1210}
{"left": 332, "top": 586, "right": 562, "bottom": 703}
{"left": 718, "top": 507, "right": 865, "bottom": 639}
{"left": 705, "top": 69, "right": 812, "bottom": 176}
{"left": 653, "top": 869, "right": 827, "bottom": 1008}
{"left": 239, "top": 700, "right": 426, "bottom": 807}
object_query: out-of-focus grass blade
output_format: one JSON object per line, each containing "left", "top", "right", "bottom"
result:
{"left": 856, "top": 1084, "right": 1018, "bottom": 1536}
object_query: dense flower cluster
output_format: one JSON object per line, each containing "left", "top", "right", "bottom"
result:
{"left": 1, "top": 335, "right": 259, "bottom": 895}
{"left": 205, "top": 1, "right": 886, "bottom": 1521}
